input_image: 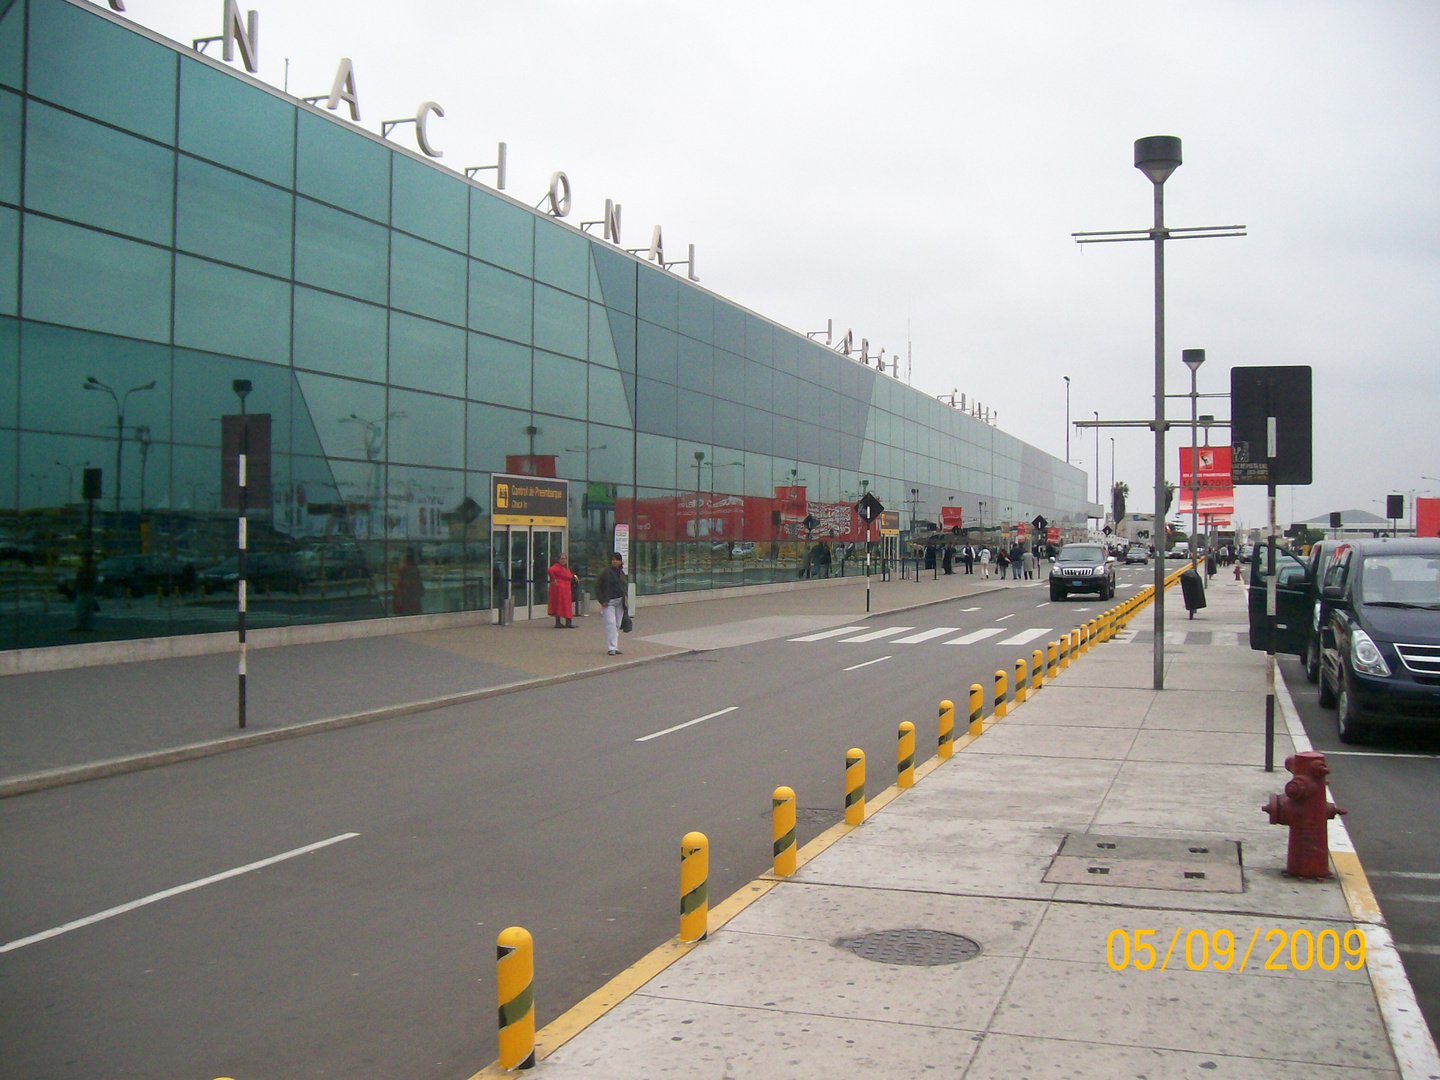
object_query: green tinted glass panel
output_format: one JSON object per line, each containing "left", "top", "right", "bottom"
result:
{"left": 532, "top": 415, "right": 585, "bottom": 480}
{"left": 390, "top": 311, "right": 464, "bottom": 397}
{"left": 28, "top": 0, "right": 175, "bottom": 143}
{"left": 588, "top": 304, "right": 619, "bottom": 369}
{"left": 534, "top": 283, "right": 586, "bottom": 359}
{"left": 18, "top": 320, "right": 170, "bottom": 437}
{"left": 388, "top": 388, "right": 463, "bottom": 469}
{"left": 467, "top": 332, "right": 529, "bottom": 410}
{"left": 0, "top": 315, "right": 15, "bottom": 428}
{"left": 25, "top": 101, "right": 173, "bottom": 244}
{"left": 178, "top": 58, "right": 293, "bottom": 187}
{"left": 466, "top": 401, "right": 526, "bottom": 472}
{"left": 534, "top": 218, "right": 588, "bottom": 297}
{"left": 469, "top": 189, "right": 531, "bottom": 274}
{"left": 468, "top": 260, "right": 530, "bottom": 344}
{"left": 636, "top": 432, "right": 676, "bottom": 488}
{"left": 23, "top": 215, "right": 169, "bottom": 342}
{"left": 170, "top": 346, "right": 289, "bottom": 448}
{"left": 176, "top": 155, "right": 291, "bottom": 277}
{"left": 174, "top": 255, "right": 290, "bottom": 364}
{"left": 292, "top": 285, "right": 385, "bottom": 382}
{"left": 392, "top": 154, "right": 466, "bottom": 251}
{"left": 637, "top": 320, "right": 678, "bottom": 383}
{"left": 636, "top": 264, "right": 677, "bottom": 329}
{"left": 390, "top": 232, "right": 465, "bottom": 326}
{"left": 295, "top": 109, "right": 388, "bottom": 223}
{"left": 588, "top": 425, "right": 632, "bottom": 487}
{"left": 533, "top": 350, "right": 586, "bottom": 419}
{"left": 0, "top": 90, "right": 18, "bottom": 203}
{"left": 635, "top": 377, "right": 675, "bottom": 437}
{"left": 0, "top": 205, "right": 16, "bottom": 316}
{"left": 678, "top": 287, "right": 712, "bottom": 343}
{"left": 0, "top": 0, "right": 21, "bottom": 91}
{"left": 587, "top": 364, "right": 631, "bottom": 428}
{"left": 295, "top": 197, "right": 387, "bottom": 304}
{"left": 677, "top": 336, "right": 711, "bottom": 392}
{"left": 591, "top": 243, "right": 635, "bottom": 314}
{"left": 295, "top": 370, "right": 386, "bottom": 460}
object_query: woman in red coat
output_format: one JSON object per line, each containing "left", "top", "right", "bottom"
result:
{"left": 548, "top": 551, "right": 578, "bottom": 628}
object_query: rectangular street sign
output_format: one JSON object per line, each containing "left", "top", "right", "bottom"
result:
{"left": 878, "top": 510, "right": 900, "bottom": 536}
{"left": 1230, "top": 366, "right": 1312, "bottom": 486}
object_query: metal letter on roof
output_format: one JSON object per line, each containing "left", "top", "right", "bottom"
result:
{"left": 107, "top": 0, "right": 126, "bottom": 10}
{"left": 326, "top": 57, "right": 361, "bottom": 121}
{"left": 604, "top": 198, "right": 621, "bottom": 244}
{"left": 648, "top": 225, "right": 664, "bottom": 265}
{"left": 222, "top": 0, "right": 259, "bottom": 73}
{"left": 547, "top": 172, "right": 572, "bottom": 218}
{"left": 415, "top": 101, "right": 444, "bottom": 158}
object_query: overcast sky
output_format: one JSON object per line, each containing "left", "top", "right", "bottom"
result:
{"left": 124, "top": 0, "right": 1440, "bottom": 530}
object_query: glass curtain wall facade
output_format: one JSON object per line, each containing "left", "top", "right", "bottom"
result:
{"left": 0, "top": 0, "right": 1087, "bottom": 651}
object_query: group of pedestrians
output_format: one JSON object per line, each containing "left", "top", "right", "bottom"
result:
{"left": 952, "top": 542, "right": 1044, "bottom": 581}
{"left": 546, "top": 550, "right": 631, "bottom": 656}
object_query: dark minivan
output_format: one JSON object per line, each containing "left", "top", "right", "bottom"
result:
{"left": 1316, "top": 539, "right": 1440, "bottom": 742}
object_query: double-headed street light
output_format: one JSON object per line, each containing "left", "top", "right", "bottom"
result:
{"left": 83, "top": 375, "right": 156, "bottom": 515}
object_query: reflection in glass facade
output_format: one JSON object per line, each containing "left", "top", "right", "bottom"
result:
{"left": 0, "top": 0, "right": 1087, "bottom": 652}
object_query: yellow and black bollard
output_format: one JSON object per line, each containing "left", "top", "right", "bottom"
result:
{"left": 844, "top": 749, "right": 866, "bottom": 825}
{"left": 994, "top": 669, "right": 1008, "bottom": 719}
{"left": 968, "top": 683, "right": 984, "bottom": 737}
{"left": 1047, "top": 640, "right": 1059, "bottom": 680}
{"left": 1088, "top": 618, "right": 1098, "bottom": 645}
{"left": 938, "top": 699, "right": 955, "bottom": 759}
{"left": 1031, "top": 648, "right": 1044, "bottom": 692}
{"left": 1058, "top": 633, "right": 1069, "bottom": 670}
{"left": 772, "top": 787, "right": 796, "bottom": 876}
{"left": 1070, "top": 629, "right": 1080, "bottom": 662}
{"left": 897, "top": 721, "right": 916, "bottom": 788}
{"left": 680, "top": 832, "right": 709, "bottom": 943}
{"left": 1079, "top": 623, "right": 1089, "bottom": 654}
{"left": 1014, "top": 657, "right": 1028, "bottom": 703}
{"left": 496, "top": 926, "right": 536, "bottom": 1071}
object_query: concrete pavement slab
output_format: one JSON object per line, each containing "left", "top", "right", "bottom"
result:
{"left": 1128, "top": 728, "right": 1292, "bottom": 767}
{"left": 794, "top": 844, "right": 1063, "bottom": 901}
{"left": 1141, "top": 690, "right": 1274, "bottom": 732}
{"left": 1004, "top": 684, "right": 1155, "bottom": 727}
{"left": 963, "top": 721, "right": 1139, "bottom": 760}
{"left": 539, "top": 996, "right": 984, "bottom": 1079}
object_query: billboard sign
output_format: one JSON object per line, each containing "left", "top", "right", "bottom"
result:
{"left": 492, "top": 474, "right": 568, "bottom": 527}
{"left": 878, "top": 510, "right": 901, "bottom": 536}
{"left": 939, "top": 505, "right": 963, "bottom": 530}
{"left": 1231, "top": 366, "right": 1312, "bottom": 486}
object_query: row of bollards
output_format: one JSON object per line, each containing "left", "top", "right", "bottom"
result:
{"left": 489, "top": 587, "right": 1168, "bottom": 1071}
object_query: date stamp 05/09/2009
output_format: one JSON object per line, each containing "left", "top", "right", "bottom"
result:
{"left": 1106, "top": 928, "right": 1367, "bottom": 973}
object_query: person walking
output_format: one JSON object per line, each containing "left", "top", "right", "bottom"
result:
{"left": 942, "top": 544, "right": 954, "bottom": 575}
{"left": 963, "top": 545, "right": 974, "bottom": 575}
{"left": 548, "top": 550, "right": 578, "bottom": 629}
{"left": 594, "top": 551, "right": 629, "bottom": 655}
{"left": 995, "top": 546, "right": 1010, "bottom": 579}
{"left": 979, "top": 545, "right": 991, "bottom": 579}
{"left": 1022, "top": 547, "right": 1035, "bottom": 580}
{"left": 1010, "top": 542, "right": 1024, "bottom": 580}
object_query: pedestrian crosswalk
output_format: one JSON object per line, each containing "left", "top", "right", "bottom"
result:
{"left": 788, "top": 623, "right": 1058, "bottom": 648}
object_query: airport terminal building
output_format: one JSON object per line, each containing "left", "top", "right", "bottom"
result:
{"left": 0, "top": 0, "right": 1089, "bottom": 653}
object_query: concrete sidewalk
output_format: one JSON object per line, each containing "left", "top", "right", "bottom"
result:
{"left": 0, "top": 568, "right": 1008, "bottom": 791}
{"left": 490, "top": 574, "right": 1440, "bottom": 1079}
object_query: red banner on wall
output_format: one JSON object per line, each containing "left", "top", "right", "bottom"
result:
{"left": 1417, "top": 497, "right": 1440, "bottom": 539}
{"left": 940, "top": 506, "right": 964, "bottom": 530}
{"left": 1179, "top": 446, "right": 1232, "bottom": 488}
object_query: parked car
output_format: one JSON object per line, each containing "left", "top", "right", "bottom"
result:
{"left": 1124, "top": 544, "right": 1151, "bottom": 564}
{"left": 1316, "top": 539, "right": 1440, "bottom": 742}
{"left": 1049, "top": 543, "right": 1118, "bottom": 601}
{"left": 1302, "top": 539, "right": 1348, "bottom": 682}
{"left": 1246, "top": 542, "right": 1316, "bottom": 656}
{"left": 199, "top": 552, "right": 307, "bottom": 595}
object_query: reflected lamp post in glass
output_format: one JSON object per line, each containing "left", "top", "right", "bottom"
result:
{"left": 83, "top": 375, "right": 155, "bottom": 516}
{"left": 1183, "top": 349, "right": 1205, "bottom": 569}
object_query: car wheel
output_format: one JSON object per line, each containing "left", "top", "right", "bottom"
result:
{"left": 1317, "top": 666, "right": 1336, "bottom": 708}
{"left": 1050, "top": 584, "right": 1064, "bottom": 602}
{"left": 1336, "top": 675, "right": 1367, "bottom": 744}
{"left": 1304, "top": 637, "right": 1320, "bottom": 684}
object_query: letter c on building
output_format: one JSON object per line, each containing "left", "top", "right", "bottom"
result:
{"left": 415, "top": 101, "right": 444, "bottom": 158}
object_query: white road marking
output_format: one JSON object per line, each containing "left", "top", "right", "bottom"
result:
{"left": 961, "top": 607, "right": 981, "bottom": 612}
{"left": 1397, "top": 944, "right": 1440, "bottom": 956}
{"left": 1074, "top": 607, "right": 1092, "bottom": 612}
{"left": 892, "top": 627, "right": 961, "bottom": 644}
{"left": 844, "top": 655, "right": 892, "bottom": 672}
{"left": 1369, "top": 871, "right": 1440, "bottom": 880}
{"left": 995, "top": 613, "right": 1015, "bottom": 622}
{"left": 840, "top": 626, "right": 913, "bottom": 643}
{"left": 1325, "top": 750, "right": 1440, "bottom": 760}
{"left": 945, "top": 628, "right": 1004, "bottom": 645}
{"left": 0, "top": 833, "right": 360, "bottom": 955}
{"left": 998, "top": 627, "right": 1052, "bottom": 646}
{"left": 1035, "top": 602, "right": 1051, "bottom": 608}
{"left": 636, "top": 706, "right": 739, "bottom": 742}
{"left": 1390, "top": 895, "right": 1440, "bottom": 904}
{"left": 788, "top": 625, "right": 865, "bottom": 642}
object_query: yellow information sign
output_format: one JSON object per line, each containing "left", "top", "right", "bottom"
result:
{"left": 492, "top": 474, "right": 569, "bottom": 527}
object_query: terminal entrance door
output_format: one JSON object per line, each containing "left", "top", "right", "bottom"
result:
{"left": 490, "top": 473, "right": 571, "bottom": 621}
{"left": 492, "top": 526, "right": 567, "bottom": 620}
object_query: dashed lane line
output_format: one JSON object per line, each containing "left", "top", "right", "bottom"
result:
{"left": 635, "top": 706, "right": 739, "bottom": 743}
{"left": 788, "top": 625, "right": 866, "bottom": 642}
{"left": 944, "top": 628, "right": 1004, "bottom": 646}
{"left": 844, "top": 656, "right": 892, "bottom": 672}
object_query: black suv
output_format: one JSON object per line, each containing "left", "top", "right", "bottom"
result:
{"left": 1049, "top": 543, "right": 1117, "bottom": 601}
{"left": 1316, "top": 539, "right": 1440, "bottom": 742}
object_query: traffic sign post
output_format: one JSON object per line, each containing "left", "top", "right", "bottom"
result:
{"left": 856, "top": 493, "right": 886, "bottom": 613}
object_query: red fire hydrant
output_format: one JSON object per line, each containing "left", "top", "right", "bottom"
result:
{"left": 1262, "top": 751, "right": 1345, "bottom": 878}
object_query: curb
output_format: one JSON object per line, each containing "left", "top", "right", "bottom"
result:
{"left": 1274, "top": 670, "right": 1440, "bottom": 1080}
{"left": 465, "top": 589, "right": 1147, "bottom": 1078}
{"left": 0, "top": 650, "right": 689, "bottom": 800}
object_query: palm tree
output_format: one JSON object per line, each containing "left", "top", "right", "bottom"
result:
{"left": 1111, "top": 481, "right": 1129, "bottom": 525}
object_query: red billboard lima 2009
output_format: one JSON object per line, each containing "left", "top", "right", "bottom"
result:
{"left": 1178, "top": 446, "right": 1235, "bottom": 526}
{"left": 615, "top": 487, "right": 868, "bottom": 544}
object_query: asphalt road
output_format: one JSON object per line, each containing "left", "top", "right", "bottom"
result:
{"left": 1277, "top": 653, "right": 1440, "bottom": 1040}
{"left": 0, "top": 564, "right": 1156, "bottom": 1079}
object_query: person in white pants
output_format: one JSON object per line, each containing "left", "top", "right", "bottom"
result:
{"left": 594, "top": 551, "right": 629, "bottom": 655}
{"left": 979, "top": 547, "right": 991, "bottom": 579}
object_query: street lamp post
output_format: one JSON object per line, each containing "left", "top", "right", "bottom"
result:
{"left": 1063, "top": 376, "right": 1071, "bottom": 464}
{"left": 1072, "top": 136, "right": 1245, "bottom": 690}
{"left": 1183, "top": 349, "right": 1205, "bottom": 571}
{"left": 134, "top": 425, "right": 152, "bottom": 517}
{"left": 83, "top": 376, "right": 156, "bottom": 516}
{"left": 1093, "top": 411, "right": 1100, "bottom": 518}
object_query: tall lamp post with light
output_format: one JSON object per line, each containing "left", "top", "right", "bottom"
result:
{"left": 83, "top": 375, "right": 155, "bottom": 516}
{"left": 1073, "top": 136, "right": 1245, "bottom": 690}
{"left": 1063, "top": 376, "right": 1071, "bottom": 463}
{"left": 1183, "top": 349, "right": 1205, "bottom": 570}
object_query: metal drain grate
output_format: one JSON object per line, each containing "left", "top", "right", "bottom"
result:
{"left": 836, "top": 928, "right": 980, "bottom": 966}
{"left": 1043, "top": 833, "right": 1244, "bottom": 893}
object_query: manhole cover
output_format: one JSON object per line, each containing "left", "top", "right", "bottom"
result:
{"left": 836, "top": 928, "right": 980, "bottom": 966}
{"left": 1043, "top": 833, "right": 1244, "bottom": 893}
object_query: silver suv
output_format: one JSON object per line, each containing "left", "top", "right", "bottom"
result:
{"left": 1050, "top": 543, "right": 1118, "bottom": 601}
